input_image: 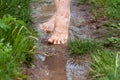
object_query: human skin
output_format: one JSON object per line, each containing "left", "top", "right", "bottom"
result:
{"left": 40, "top": 0, "right": 70, "bottom": 44}
{"left": 40, "top": 0, "right": 60, "bottom": 32}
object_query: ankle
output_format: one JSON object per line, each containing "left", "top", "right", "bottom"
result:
{"left": 55, "top": 10, "right": 70, "bottom": 18}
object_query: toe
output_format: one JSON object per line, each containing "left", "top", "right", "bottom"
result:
{"left": 48, "top": 38, "right": 54, "bottom": 43}
{"left": 57, "top": 39, "right": 61, "bottom": 44}
{"left": 61, "top": 38, "right": 64, "bottom": 44}
{"left": 54, "top": 40, "right": 57, "bottom": 44}
{"left": 44, "top": 24, "right": 48, "bottom": 31}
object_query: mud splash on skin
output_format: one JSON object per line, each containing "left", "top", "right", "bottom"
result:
{"left": 27, "top": 0, "right": 103, "bottom": 80}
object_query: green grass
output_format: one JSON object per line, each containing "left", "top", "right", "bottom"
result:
{"left": 78, "top": 0, "right": 86, "bottom": 4}
{"left": 68, "top": 38, "right": 120, "bottom": 80}
{"left": 0, "top": 15, "right": 36, "bottom": 80}
{"left": 102, "top": 23, "right": 120, "bottom": 50}
{"left": 89, "top": 50, "right": 120, "bottom": 80}
{"left": 0, "top": 0, "right": 37, "bottom": 79}
{"left": 0, "top": 0, "right": 32, "bottom": 24}
{"left": 68, "top": 39, "right": 102, "bottom": 55}
{"left": 0, "top": 40, "right": 20, "bottom": 80}
{"left": 78, "top": 0, "right": 120, "bottom": 79}
{"left": 107, "top": 37, "right": 120, "bottom": 48}
{"left": 87, "top": 0, "right": 120, "bottom": 20}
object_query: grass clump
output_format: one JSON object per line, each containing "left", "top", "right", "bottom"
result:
{"left": 89, "top": 50, "right": 120, "bottom": 80}
{"left": 0, "top": 0, "right": 37, "bottom": 79}
{"left": 103, "top": 23, "right": 120, "bottom": 50}
{"left": 68, "top": 39, "right": 101, "bottom": 55}
{"left": 0, "top": 15, "right": 36, "bottom": 80}
{"left": 78, "top": 0, "right": 120, "bottom": 79}
{"left": 0, "top": 40, "right": 19, "bottom": 80}
{"left": 107, "top": 37, "right": 120, "bottom": 48}
{"left": 0, "top": 0, "right": 32, "bottom": 23}
{"left": 87, "top": 0, "right": 120, "bottom": 20}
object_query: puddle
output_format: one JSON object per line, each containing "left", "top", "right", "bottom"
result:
{"left": 66, "top": 56, "right": 90, "bottom": 80}
{"left": 29, "top": 0, "right": 94, "bottom": 80}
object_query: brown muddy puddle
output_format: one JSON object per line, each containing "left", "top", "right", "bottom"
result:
{"left": 32, "top": 44, "right": 90, "bottom": 80}
{"left": 28, "top": 0, "right": 105, "bottom": 80}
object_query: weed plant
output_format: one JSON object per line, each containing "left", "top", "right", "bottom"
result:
{"left": 89, "top": 50, "right": 120, "bottom": 80}
{"left": 0, "top": 15, "right": 36, "bottom": 80}
{"left": 68, "top": 39, "right": 102, "bottom": 55}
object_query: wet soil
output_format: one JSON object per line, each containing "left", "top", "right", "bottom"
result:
{"left": 26, "top": 0, "right": 109, "bottom": 80}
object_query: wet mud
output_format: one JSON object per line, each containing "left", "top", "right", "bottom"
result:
{"left": 27, "top": 0, "right": 106, "bottom": 80}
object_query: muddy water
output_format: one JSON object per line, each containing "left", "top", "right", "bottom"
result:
{"left": 29, "top": 0, "right": 94, "bottom": 80}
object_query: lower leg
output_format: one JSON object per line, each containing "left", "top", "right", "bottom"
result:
{"left": 54, "top": 0, "right": 60, "bottom": 10}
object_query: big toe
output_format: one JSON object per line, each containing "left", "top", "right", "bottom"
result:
{"left": 48, "top": 38, "right": 54, "bottom": 43}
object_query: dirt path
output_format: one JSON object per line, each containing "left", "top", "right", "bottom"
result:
{"left": 26, "top": 0, "right": 105, "bottom": 80}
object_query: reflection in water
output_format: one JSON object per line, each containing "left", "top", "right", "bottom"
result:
{"left": 37, "top": 54, "right": 46, "bottom": 61}
{"left": 66, "top": 59, "right": 89, "bottom": 80}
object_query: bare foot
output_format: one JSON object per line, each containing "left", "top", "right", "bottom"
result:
{"left": 39, "top": 0, "right": 60, "bottom": 32}
{"left": 40, "top": 15, "right": 55, "bottom": 32}
{"left": 48, "top": 11, "right": 70, "bottom": 44}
